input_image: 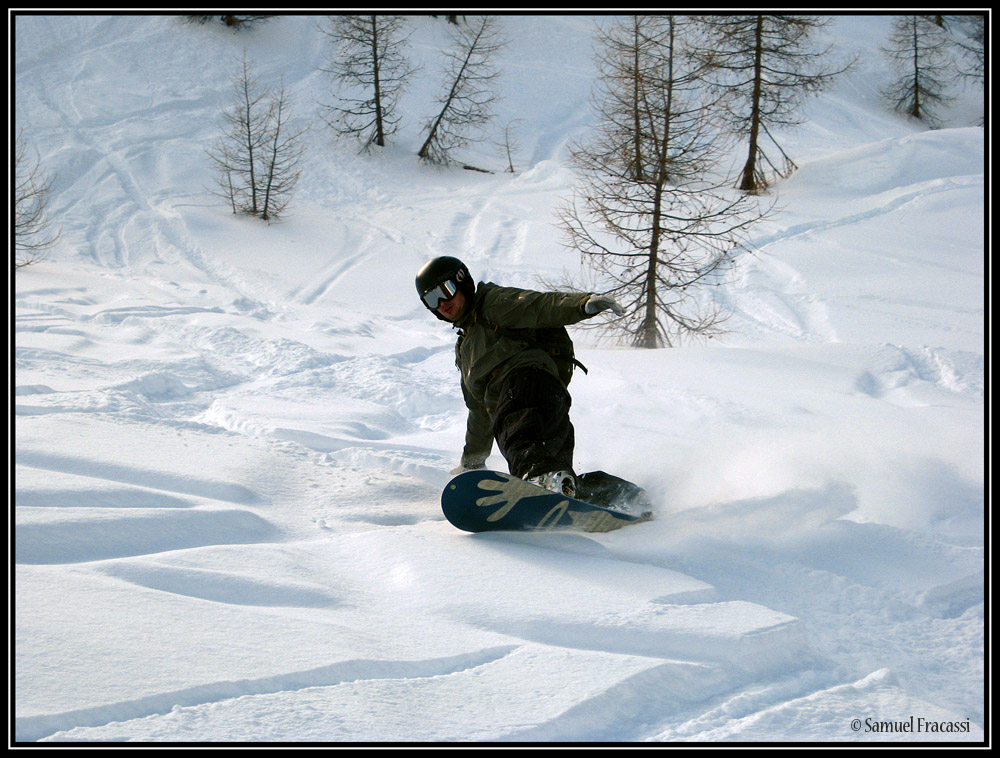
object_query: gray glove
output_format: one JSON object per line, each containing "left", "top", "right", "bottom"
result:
{"left": 585, "top": 294, "right": 625, "bottom": 316}
{"left": 450, "top": 459, "right": 486, "bottom": 475}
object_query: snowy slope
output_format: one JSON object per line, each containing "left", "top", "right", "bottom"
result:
{"left": 13, "top": 14, "right": 984, "bottom": 743}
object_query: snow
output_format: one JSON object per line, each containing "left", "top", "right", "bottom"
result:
{"left": 13, "top": 13, "right": 984, "bottom": 744}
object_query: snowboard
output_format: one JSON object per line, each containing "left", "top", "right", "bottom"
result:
{"left": 441, "top": 469, "right": 653, "bottom": 533}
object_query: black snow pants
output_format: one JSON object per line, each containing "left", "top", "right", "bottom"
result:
{"left": 493, "top": 367, "right": 575, "bottom": 480}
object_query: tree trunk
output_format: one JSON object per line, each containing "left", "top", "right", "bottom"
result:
{"left": 738, "top": 16, "right": 764, "bottom": 192}
{"left": 369, "top": 16, "right": 386, "bottom": 146}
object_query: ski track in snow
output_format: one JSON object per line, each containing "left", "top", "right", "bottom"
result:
{"left": 14, "top": 15, "right": 984, "bottom": 744}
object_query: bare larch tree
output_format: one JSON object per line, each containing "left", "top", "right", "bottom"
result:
{"left": 418, "top": 16, "right": 506, "bottom": 165}
{"left": 881, "top": 15, "right": 956, "bottom": 127}
{"left": 258, "top": 80, "right": 305, "bottom": 222}
{"left": 693, "top": 15, "right": 848, "bottom": 193}
{"left": 207, "top": 53, "right": 304, "bottom": 221}
{"left": 495, "top": 118, "right": 524, "bottom": 173}
{"left": 561, "top": 15, "right": 770, "bottom": 348}
{"left": 319, "top": 15, "right": 414, "bottom": 149}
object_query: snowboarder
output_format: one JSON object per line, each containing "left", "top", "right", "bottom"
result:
{"left": 416, "top": 256, "right": 623, "bottom": 498}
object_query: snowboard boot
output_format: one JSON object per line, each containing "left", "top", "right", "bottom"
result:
{"left": 527, "top": 470, "right": 577, "bottom": 498}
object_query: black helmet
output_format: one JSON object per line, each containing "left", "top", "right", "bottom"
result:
{"left": 415, "top": 256, "right": 475, "bottom": 319}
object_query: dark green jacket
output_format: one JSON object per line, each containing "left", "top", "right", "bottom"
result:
{"left": 455, "top": 281, "right": 593, "bottom": 467}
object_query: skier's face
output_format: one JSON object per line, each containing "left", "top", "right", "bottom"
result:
{"left": 436, "top": 289, "right": 467, "bottom": 322}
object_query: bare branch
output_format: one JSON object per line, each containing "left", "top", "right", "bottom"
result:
{"left": 15, "top": 130, "right": 61, "bottom": 268}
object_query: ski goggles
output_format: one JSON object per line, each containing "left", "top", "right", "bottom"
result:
{"left": 421, "top": 279, "right": 459, "bottom": 309}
